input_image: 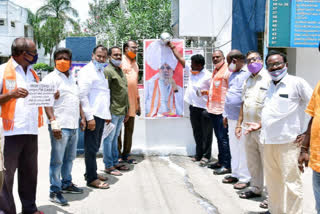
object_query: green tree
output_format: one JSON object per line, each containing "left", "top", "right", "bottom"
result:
{"left": 37, "top": 0, "right": 79, "bottom": 31}
{"left": 85, "top": 0, "right": 172, "bottom": 46}
{"left": 40, "top": 17, "right": 65, "bottom": 66}
{"left": 27, "top": 10, "right": 41, "bottom": 48}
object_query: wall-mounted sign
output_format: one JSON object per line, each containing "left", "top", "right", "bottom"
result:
{"left": 268, "top": 0, "right": 320, "bottom": 48}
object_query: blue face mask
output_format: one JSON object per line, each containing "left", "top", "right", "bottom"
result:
{"left": 24, "top": 52, "right": 38, "bottom": 65}
{"left": 93, "top": 60, "right": 106, "bottom": 71}
{"left": 110, "top": 58, "right": 121, "bottom": 67}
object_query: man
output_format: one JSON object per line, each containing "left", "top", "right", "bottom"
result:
{"left": 222, "top": 50, "right": 251, "bottom": 189}
{"left": 0, "top": 120, "right": 3, "bottom": 192}
{"left": 168, "top": 41, "right": 211, "bottom": 165}
{"left": 206, "top": 50, "right": 232, "bottom": 174}
{"left": 103, "top": 47, "right": 130, "bottom": 176}
{"left": 42, "top": 48, "right": 85, "bottom": 205}
{"left": 0, "top": 38, "right": 43, "bottom": 214}
{"left": 299, "top": 82, "right": 320, "bottom": 214}
{"left": 145, "top": 41, "right": 183, "bottom": 117}
{"left": 235, "top": 51, "right": 270, "bottom": 205}
{"left": 78, "top": 45, "right": 110, "bottom": 189}
{"left": 118, "top": 40, "right": 141, "bottom": 164}
{"left": 247, "top": 50, "right": 312, "bottom": 214}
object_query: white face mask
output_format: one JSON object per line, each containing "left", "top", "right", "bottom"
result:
{"left": 228, "top": 62, "right": 237, "bottom": 72}
{"left": 110, "top": 58, "right": 121, "bottom": 67}
{"left": 269, "top": 66, "right": 288, "bottom": 82}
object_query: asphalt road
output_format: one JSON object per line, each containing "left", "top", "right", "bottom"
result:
{"left": 10, "top": 126, "right": 317, "bottom": 214}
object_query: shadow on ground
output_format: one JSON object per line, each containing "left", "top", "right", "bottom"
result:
{"left": 36, "top": 205, "right": 73, "bottom": 214}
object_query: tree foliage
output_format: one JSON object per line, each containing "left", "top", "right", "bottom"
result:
{"left": 85, "top": 0, "right": 172, "bottom": 45}
{"left": 40, "top": 17, "right": 65, "bottom": 65}
{"left": 27, "top": 9, "right": 41, "bottom": 48}
{"left": 37, "top": 0, "right": 79, "bottom": 31}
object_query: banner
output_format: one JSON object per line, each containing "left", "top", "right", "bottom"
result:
{"left": 26, "top": 83, "right": 55, "bottom": 106}
{"left": 144, "top": 39, "right": 184, "bottom": 118}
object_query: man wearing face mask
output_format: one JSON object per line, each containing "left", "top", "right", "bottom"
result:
{"left": 103, "top": 47, "right": 130, "bottom": 176}
{"left": 206, "top": 50, "right": 232, "bottom": 174}
{"left": 168, "top": 41, "right": 211, "bottom": 165}
{"left": 42, "top": 48, "right": 85, "bottom": 205}
{"left": 78, "top": 45, "right": 111, "bottom": 189}
{"left": 0, "top": 38, "right": 44, "bottom": 214}
{"left": 246, "top": 50, "right": 312, "bottom": 214}
{"left": 118, "top": 40, "right": 141, "bottom": 164}
{"left": 222, "top": 50, "right": 251, "bottom": 190}
{"left": 235, "top": 51, "right": 270, "bottom": 207}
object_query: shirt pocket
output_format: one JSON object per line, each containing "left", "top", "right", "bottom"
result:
{"left": 256, "top": 87, "right": 268, "bottom": 104}
{"left": 276, "top": 96, "right": 290, "bottom": 113}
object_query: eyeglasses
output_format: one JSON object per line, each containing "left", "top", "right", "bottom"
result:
{"left": 160, "top": 65, "right": 171, "bottom": 70}
{"left": 129, "top": 46, "right": 138, "bottom": 50}
{"left": 266, "top": 62, "right": 284, "bottom": 69}
{"left": 247, "top": 57, "right": 261, "bottom": 63}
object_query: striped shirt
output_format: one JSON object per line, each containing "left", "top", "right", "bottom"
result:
{"left": 242, "top": 68, "right": 271, "bottom": 123}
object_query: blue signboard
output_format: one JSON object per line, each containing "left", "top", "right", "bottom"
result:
{"left": 268, "top": 0, "right": 320, "bottom": 48}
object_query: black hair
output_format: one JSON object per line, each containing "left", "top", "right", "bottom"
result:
{"left": 191, "top": 54, "right": 205, "bottom": 66}
{"left": 123, "top": 40, "right": 137, "bottom": 52}
{"left": 229, "top": 50, "right": 245, "bottom": 61}
{"left": 246, "top": 50, "right": 261, "bottom": 58}
{"left": 213, "top": 49, "right": 225, "bottom": 57}
{"left": 108, "top": 46, "right": 121, "bottom": 56}
{"left": 53, "top": 48, "right": 72, "bottom": 60}
{"left": 11, "top": 37, "right": 30, "bottom": 57}
{"left": 92, "top": 45, "right": 107, "bottom": 54}
{"left": 265, "top": 50, "right": 287, "bottom": 65}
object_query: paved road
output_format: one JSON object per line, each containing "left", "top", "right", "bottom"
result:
{"left": 10, "top": 126, "right": 317, "bottom": 214}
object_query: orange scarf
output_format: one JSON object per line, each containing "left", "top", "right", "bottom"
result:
{"left": 1, "top": 58, "right": 43, "bottom": 131}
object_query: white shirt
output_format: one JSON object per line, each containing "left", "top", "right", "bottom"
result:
{"left": 42, "top": 69, "right": 80, "bottom": 129}
{"left": 261, "top": 74, "right": 313, "bottom": 144}
{"left": 78, "top": 61, "right": 111, "bottom": 121}
{"left": 184, "top": 66, "right": 211, "bottom": 109}
{"left": 0, "top": 59, "right": 38, "bottom": 136}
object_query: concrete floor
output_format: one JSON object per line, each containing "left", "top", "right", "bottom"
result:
{"left": 10, "top": 126, "right": 317, "bottom": 214}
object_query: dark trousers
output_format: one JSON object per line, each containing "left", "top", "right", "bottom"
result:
{"left": 208, "top": 113, "right": 231, "bottom": 169}
{"left": 189, "top": 105, "right": 213, "bottom": 160}
{"left": 84, "top": 116, "right": 105, "bottom": 184}
{"left": 0, "top": 135, "right": 38, "bottom": 214}
{"left": 118, "top": 116, "right": 135, "bottom": 159}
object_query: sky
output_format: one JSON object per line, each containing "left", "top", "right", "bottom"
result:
{"left": 11, "top": 0, "right": 92, "bottom": 23}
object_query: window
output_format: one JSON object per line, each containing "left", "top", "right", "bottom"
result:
{"left": 11, "top": 21, "right": 15, "bottom": 27}
{"left": 0, "top": 20, "right": 4, "bottom": 26}
{"left": 24, "top": 26, "right": 28, "bottom": 37}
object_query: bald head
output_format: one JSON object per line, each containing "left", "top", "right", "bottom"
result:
{"left": 11, "top": 37, "right": 35, "bottom": 57}
{"left": 227, "top": 49, "right": 245, "bottom": 72}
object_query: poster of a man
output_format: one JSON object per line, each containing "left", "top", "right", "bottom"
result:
{"left": 144, "top": 39, "right": 184, "bottom": 118}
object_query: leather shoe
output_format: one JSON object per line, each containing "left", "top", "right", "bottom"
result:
{"left": 207, "top": 162, "right": 222, "bottom": 169}
{"left": 213, "top": 167, "right": 231, "bottom": 175}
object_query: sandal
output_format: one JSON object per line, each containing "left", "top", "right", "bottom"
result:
{"left": 222, "top": 175, "right": 238, "bottom": 183}
{"left": 234, "top": 182, "right": 249, "bottom": 190}
{"left": 259, "top": 199, "right": 268, "bottom": 209}
{"left": 115, "top": 164, "right": 130, "bottom": 171}
{"left": 87, "top": 179, "right": 110, "bottom": 189}
{"left": 239, "top": 190, "right": 261, "bottom": 199}
{"left": 98, "top": 174, "right": 108, "bottom": 181}
{"left": 104, "top": 167, "right": 123, "bottom": 176}
{"left": 199, "top": 158, "right": 209, "bottom": 167}
{"left": 191, "top": 157, "right": 200, "bottom": 162}
{"left": 126, "top": 158, "right": 137, "bottom": 164}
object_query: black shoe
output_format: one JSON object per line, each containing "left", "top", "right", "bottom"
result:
{"left": 213, "top": 167, "right": 231, "bottom": 175}
{"left": 49, "top": 192, "right": 68, "bottom": 206}
{"left": 207, "top": 162, "right": 222, "bottom": 169}
{"left": 62, "top": 183, "right": 83, "bottom": 194}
